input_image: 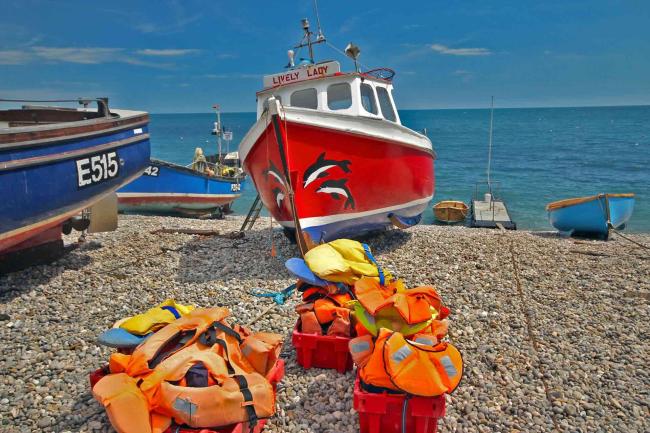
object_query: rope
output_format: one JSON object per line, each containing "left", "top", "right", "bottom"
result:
{"left": 596, "top": 194, "right": 649, "bottom": 253}
{"left": 325, "top": 40, "right": 369, "bottom": 71}
{"left": 250, "top": 283, "right": 296, "bottom": 305}
{"left": 506, "top": 237, "right": 560, "bottom": 432}
{"left": 246, "top": 284, "right": 298, "bottom": 327}
{"left": 610, "top": 227, "right": 650, "bottom": 252}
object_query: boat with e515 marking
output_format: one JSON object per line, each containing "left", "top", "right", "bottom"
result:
{"left": 0, "top": 98, "right": 150, "bottom": 261}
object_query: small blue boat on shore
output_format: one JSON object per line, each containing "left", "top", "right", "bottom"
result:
{"left": 117, "top": 104, "right": 244, "bottom": 217}
{"left": 117, "top": 159, "right": 244, "bottom": 216}
{"left": 0, "top": 98, "right": 150, "bottom": 256}
{"left": 546, "top": 193, "right": 635, "bottom": 239}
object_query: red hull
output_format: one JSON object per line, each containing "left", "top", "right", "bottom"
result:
{"left": 0, "top": 214, "right": 68, "bottom": 253}
{"left": 243, "top": 117, "right": 434, "bottom": 240}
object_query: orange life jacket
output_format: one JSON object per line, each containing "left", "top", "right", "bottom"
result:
{"left": 349, "top": 328, "right": 463, "bottom": 397}
{"left": 295, "top": 293, "right": 353, "bottom": 337}
{"left": 352, "top": 277, "right": 450, "bottom": 337}
{"left": 93, "top": 307, "right": 282, "bottom": 433}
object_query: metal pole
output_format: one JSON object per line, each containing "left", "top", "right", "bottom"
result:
{"left": 216, "top": 108, "right": 222, "bottom": 162}
{"left": 487, "top": 96, "right": 494, "bottom": 192}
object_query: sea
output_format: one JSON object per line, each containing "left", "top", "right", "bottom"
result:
{"left": 148, "top": 105, "right": 650, "bottom": 232}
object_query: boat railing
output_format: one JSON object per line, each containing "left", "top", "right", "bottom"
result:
{"left": 0, "top": 97, "right": 112, "bottom": 118}
{"left": 186, "top": 160, "right": 244, "bottom": 180}
{"left": 473, "top": 180, "right": 503, "bottom": 203}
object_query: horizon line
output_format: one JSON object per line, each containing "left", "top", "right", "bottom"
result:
{"left": 149, "top": 102, "right": 650, "bottom": 115}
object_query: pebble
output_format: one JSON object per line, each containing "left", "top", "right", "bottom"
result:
{"left": 0, "top": 215, "right": 648, "bottom": 433}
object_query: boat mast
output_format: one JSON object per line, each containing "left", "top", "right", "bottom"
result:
{"left": 486, "top": 96, "right": 494, "bottom": 192}
{"left": 295, "top": 1, "right": 326, "bottom": 64}
{"left": 213, "top": 104, "right": 222, "bottom": 162}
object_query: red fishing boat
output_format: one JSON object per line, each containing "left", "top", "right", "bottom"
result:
{"left": 239, "top": 18, "right": 435, "bottom": 243}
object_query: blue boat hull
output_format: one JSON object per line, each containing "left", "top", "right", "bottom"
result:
{"left": 1, "top": 118, "right": 150, "bottom": 252}
{"left": 547, "top": 194, "right": 635, "bottom": 238}
{"left": 117, "top": 159, "right": 244, "bottom": 215}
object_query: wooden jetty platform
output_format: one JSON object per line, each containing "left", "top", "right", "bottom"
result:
{"left": 470, "top": 194, "right": 517, "bottom": 230}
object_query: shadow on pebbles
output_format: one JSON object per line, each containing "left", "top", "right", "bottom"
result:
{"left": 0, "top": 215, "right": 648, "bottom": 432}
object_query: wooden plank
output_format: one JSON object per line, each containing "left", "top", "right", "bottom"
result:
{"left": 0, "top": 114, "right": 149, "bottom": 146}
{"left": 472, "top": 199, "right": 512, "bottom": 223}
{"left": 151, "top": 228, "right": 220, "bottom": 236}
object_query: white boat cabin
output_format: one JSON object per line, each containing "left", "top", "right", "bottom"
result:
{"left": 256, "top": 60, "right": 401, "bottom": 125}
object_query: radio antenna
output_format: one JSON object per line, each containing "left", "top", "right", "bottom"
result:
{"left": 486, "top": 96, "right": 494, "bottom": 191}
{"left": 313, "top": 0, "right": 325, "bottom": 41}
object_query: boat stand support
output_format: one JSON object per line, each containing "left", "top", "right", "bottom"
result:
{"left": 240, "top": 194, "right": 264, "bottom": 232}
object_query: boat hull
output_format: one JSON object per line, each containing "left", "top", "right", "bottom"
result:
{"left": 547, "top": 194, "right": 635, "bottom": 238}
{"left": 1, "top": 118, "right": 150, "bottom": 253}
{"left": 117, "top": 159, "right": 243, "bottom": 216}
{"left": 241, "top": 110, "right": 435, "bottom": 242}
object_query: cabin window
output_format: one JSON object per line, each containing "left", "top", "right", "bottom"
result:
{"left": 376, "top": 87, "right": 396, "bottom": 121}
{"left": 360, "top": 83, "right": 378, "bottom": 115}
{"left": 327, "top": 83, "right": 352, "bottom": 110}
{"left": 290, "top": 88, "right": 318, "bottom": 109}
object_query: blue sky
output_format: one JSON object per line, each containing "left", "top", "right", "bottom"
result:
{"left": 1, "top": 0, "right": 649, "bottom": 113}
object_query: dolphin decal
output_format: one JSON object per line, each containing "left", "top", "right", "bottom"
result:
{"left": 264, "top": 161, "right": 286, "bottom": 188}
{"left": 272, "top": 187, "right": 285, "bottom": 209}
{"left": 316, "top": 178, "right": 355, "bottom": 209}
{"left": 303, "top": 152, "right": 351, "bottom": 188}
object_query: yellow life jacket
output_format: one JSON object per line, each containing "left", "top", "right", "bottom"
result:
{"left": 303, "top": 239, "right": 391, "bottom": 285}
{"left": 93, "top": 307, "right": 282, "bottom": 433}
{"left": 119, "top": 299, "right": 195, "bottom": 336}
{"left": 349, "top": 328, "right": 463, "bottom": 397}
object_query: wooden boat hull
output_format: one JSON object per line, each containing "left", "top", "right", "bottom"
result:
{"left": 117, "top": 159, "right": 243, "bottom": 216}
{"left": 433, "top": 201, "right": 468, "bottom": 223}
{"left": 240, "top": 106, "right": 435, "bottom": 242}
{"left": 0, "top": 111, "right": 150, "bottom": 254}
{"left": 546, "top": 193, "right": 635, "bottom": 238}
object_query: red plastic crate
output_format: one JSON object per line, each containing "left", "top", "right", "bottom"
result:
{"left": 353, "top": 373, "right": 445, "bottom": 433}
{"left": 89, "top": 360, "right": 285, "bottom": 433}
{"left": 291, "top": 321, "right": 353, "bottom": 373}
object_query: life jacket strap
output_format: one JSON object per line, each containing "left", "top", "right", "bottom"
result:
{"left": 362, "top": 243, "right": 385, "bottom": 285}
{"left": 359, "top": 378, "right": 404, "bottom": 395}
{"left": 198, "top": 325, "right": 238, "bottom": 375}
{"left": 199, "top": 321, "right": 242, "bottom": 345}
{"left": 233, "top": 375, "right": 258, "bottom": 430}
{"left": 149, "top": 330, "right": 196, "bottom": 369}
{"left": 160, "top": 305, "right": 181, "bottom": 319}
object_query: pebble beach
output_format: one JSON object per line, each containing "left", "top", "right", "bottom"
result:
{"left": 0, "top": 215, "right": 648, "bottom": 433}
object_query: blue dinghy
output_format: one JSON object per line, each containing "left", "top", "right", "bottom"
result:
{"left": 0, "top": 98, "right": 150, "bottom": 255}
{"left": 546, "top": 193, "right": 635, "bottom": 239}
{"left": 117, "top": 159, "right": 245, "bottom": 216}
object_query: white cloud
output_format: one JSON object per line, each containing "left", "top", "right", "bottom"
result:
{"left": 202, "top": 73, "right": 259, "bottom": 79}
{"left": 0, "top": 50, "right": 32, "bottom": 65}
{"left": 137, "top": 48, "right": 200, "bottom": 56}
{"left": 133, "top": 14, "right": 202, "bottom": 35}
{"left": 0, "top": 46, "right": 178, "bottom": 68}
{"left": 453, "top": 69, "right": 474, "bottom": 82}
{"left": 31, "top": 47, "right": 124, "bottom": 64}
{"left": 431, "top": 43, "right": 492, "bottom": 56}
